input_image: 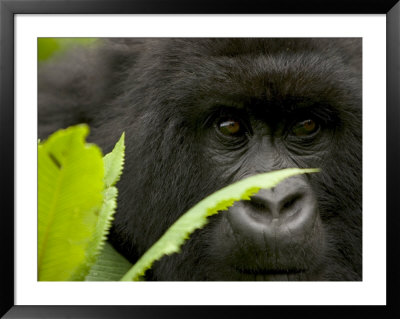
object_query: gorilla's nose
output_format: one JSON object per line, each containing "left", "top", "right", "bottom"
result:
{"left": 248, "top": 183, "right": 309, "bottom": 221}
{"left": 227, "top": 177, "right": 319, "bottom": 247}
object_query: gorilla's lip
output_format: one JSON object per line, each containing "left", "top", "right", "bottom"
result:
{"left": 237, "top": 268, "right": 306, "bottom": 275}
{"left": 235, "top": 269, "right": 307, "bottom": 281}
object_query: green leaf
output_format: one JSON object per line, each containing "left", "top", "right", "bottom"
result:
{"left": 103, "top": 132, "right": 125, "bottom": 188}
{"left": 38, "top": 38, "right": 98, "bottom": 61}
{"left": 121, "top": 167, "right": 319, "bottom": 281}
{"left": 85, "top": 242, "right": 133, "bottom": 281}
{"left": 84, "top": 132, "right": 125, "bottom": 267}
{"left": 38, "top": 124, "right": 104, "bottom": 281}
{"left": 75, "top": 186, "right": 118, "bottom": 280}
{"left": 81, "top": 132, "right": 125, "bottom": 279}
{"left": 38, "top": 38, "right": 60, "bottom": 61}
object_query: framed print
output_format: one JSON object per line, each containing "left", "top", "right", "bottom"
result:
{"left": 1, "top": 0, "right": 399, "bottom": 318}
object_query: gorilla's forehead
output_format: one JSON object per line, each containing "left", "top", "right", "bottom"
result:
{"left": 148, "top": 39, "right": 361, "bottom": 117}
{"left": 162, "top": 38, "right": 359, "bottom": 58}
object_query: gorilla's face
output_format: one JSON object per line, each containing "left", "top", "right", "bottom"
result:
{"left": 39, "top": 38, "right": 362, "bottom": 281}
{"left": 107, "top": 39, "right": 362, "bottom": 281}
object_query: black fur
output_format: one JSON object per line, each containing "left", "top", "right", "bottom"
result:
{"left": 39, "top": 38, "right": 362, "bottom": 281}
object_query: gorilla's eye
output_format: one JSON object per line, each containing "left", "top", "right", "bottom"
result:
{"left": 218, "top": 119, "right": 242, "bottom": 136}
{"left": 291, "top": 119, "right": 319, "bottom": 137}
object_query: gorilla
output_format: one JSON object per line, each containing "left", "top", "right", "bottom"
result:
{"left": 38, "top": 38, "right": 362, "bottom": 281}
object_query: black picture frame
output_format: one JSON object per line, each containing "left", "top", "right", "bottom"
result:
{"left": 1, "top": 0, "right": 399, "bottom": 318}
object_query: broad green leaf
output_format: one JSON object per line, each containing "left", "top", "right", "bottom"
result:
{"left": 38, "top": 125, "right": 104, "bottom": 281}
{"left": 121, "top": 168, "right": 319, "bottom": 281}
{"left": 103, "top": 132, "right": 125, "bottom": 188}
{"left": 85, "top": 242, "right": 132, "bottom": 281}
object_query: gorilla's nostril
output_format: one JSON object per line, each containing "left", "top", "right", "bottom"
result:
{"left": 248, "top": 196, "right": 271, "bottom": 212}
{"left": 282, "top": 196, "right": 296, "bottom": 210}
{"left": 280, "top": 194, "right": 303, "bottom": 217}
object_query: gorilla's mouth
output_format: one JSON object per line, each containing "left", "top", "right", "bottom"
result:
{"left": 235, "top": 269, "right": 307, "bottom": 281}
